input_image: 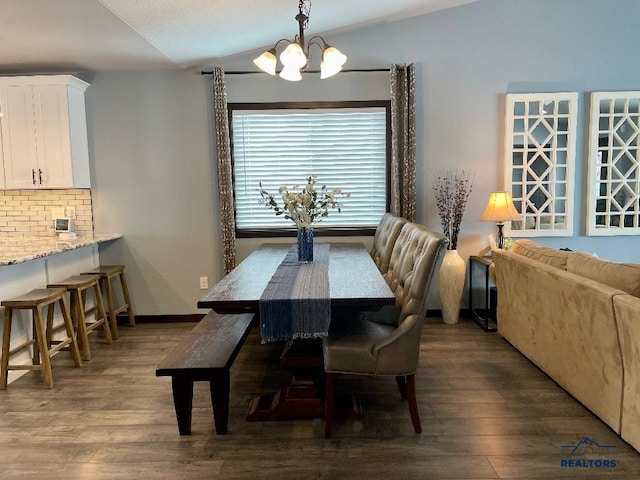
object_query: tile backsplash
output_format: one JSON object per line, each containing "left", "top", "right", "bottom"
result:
{"left": 0, "top": 189, "right": 93, "bottom": 237}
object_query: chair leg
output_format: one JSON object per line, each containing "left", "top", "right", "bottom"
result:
{"left": 396, "top": 375, "right": 407, "bottom": 400}
{"left": 325, "top": 372, "right": 335, "bottom": 439}
{"left": 406, "top": 374, "right": 421, "bottom": 434}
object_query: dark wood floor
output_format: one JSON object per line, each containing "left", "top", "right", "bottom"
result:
{"left": 1, "top": 316, "right": 639, "bottom": 479}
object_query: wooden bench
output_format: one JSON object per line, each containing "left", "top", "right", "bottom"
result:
{"left": 155, "top": 311, "right": 254, "bottom": 435}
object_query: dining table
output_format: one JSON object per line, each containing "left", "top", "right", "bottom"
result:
{"left": 197, "top": 241, "right": 395, "bottom": 421}
{"left": 198, "top": 242, "right": 395, "bottom": 314}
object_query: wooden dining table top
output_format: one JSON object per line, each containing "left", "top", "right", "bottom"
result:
{"left": 197, "top": 242, "right": 395, "bottom": 313}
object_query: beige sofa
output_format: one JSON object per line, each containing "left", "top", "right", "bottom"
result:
{"left": 492, "top": 240, "right": 640, "bottom": 452}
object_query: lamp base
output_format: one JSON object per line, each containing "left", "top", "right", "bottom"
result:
{"left": 496, "top": 223, "right": 505, "bottom": 249}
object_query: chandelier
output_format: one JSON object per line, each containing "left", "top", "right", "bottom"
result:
{"left": 253, "top": 0, "right": 347, "bottom": 81}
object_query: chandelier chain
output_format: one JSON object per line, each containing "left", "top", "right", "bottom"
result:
{"left": 298, "top": 0, "right": 311, "bottom": 30}
{"left": 252, "top": 0, "right": 346, "bottom": 80}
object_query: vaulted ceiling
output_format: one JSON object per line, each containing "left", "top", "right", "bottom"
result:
{"left": 0, "top": 0, "right": 477, "bottom": 71}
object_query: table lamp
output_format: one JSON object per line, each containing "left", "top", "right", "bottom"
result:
{"left": 480, "top": 191, "right": 521, "bottom": 249}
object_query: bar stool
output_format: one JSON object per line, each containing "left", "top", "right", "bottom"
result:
{"left": 1, "top": 288, "right": 82, "bottom": 389}
{"left": 81, "top": 265, "right": 135, "bottom": 340}
{"left": 47, "top": 275, "right": 112, "bottom": 361}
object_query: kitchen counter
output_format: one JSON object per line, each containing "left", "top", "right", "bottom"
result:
{"left": 0, "top": 234, "right": 122, "bottom": 266}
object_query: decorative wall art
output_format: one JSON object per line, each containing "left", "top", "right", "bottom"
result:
{"left": 504, "top": 92, "right": 578, "bottom": 237}
{"left": 586, "top": 91, "right": 640, "bottom": 236}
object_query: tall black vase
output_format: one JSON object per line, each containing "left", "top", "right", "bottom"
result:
{"left": 297, "top": 227, "right": 314, "bottom": 262}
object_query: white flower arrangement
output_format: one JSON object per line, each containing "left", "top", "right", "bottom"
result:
{"left": 258, "top": 174, "right": 349, "bottom": 228}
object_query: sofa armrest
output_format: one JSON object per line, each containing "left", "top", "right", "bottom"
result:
{"left": 615, "top": 294, "right": 640, "bottom": 452}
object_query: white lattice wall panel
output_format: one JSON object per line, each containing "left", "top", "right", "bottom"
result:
{"left": 587, "top": 92, "right": 640, "bottom": 236}
{"left": 504, "top": 93, "right": 577, "bottom": 237}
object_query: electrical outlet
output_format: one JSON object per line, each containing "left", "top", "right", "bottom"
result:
{"left": 199, "top": 276, "right": 209, "bottom": 290}
{"left": 65, "top": 206, "right": 76, "bottom": 219}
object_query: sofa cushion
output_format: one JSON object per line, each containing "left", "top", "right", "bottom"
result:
{"left": 567, "top": 252, "right": 640, "bottom": 298}
{"left": 511, "top": 239, "right": 569, "bottom": 270}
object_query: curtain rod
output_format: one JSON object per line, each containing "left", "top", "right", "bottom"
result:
{"left": 200, "top": 68, "right": 390, "bottom": 76}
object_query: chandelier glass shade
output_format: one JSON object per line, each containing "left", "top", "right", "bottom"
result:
{"left": 252, "top": 0, "right": 347, "bottom": 81}
{"left": 253, "top": 49, "right": 277, "bottom": 76}
{"left": 279, "top": 64, "right": 303, "bottom": 81}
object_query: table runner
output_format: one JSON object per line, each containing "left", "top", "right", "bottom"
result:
{"left": 259, "top": 243, "right": 331, "bottom": 342}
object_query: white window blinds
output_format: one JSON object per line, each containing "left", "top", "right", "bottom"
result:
{"left": 231, "top": 106, "right": 388, "bottom": 231}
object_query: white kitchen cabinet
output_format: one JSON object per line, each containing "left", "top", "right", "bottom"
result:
{"left": 0, "top": 75, "right": 91, "bottom": 189}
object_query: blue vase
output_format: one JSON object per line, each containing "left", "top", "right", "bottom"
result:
{"left": 297, "top": 227, "right": 314, "bottom": 262}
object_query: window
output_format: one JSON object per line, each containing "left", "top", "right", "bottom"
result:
{"left": 230, "top": 101, "right": 390, "bottom": 236}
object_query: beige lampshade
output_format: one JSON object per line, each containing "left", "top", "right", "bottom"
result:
{"left": 480, "top": 191, "right": 521, "bottom": 223}
{"left": 253, "top": 49, "right": 277, "bottom": 75}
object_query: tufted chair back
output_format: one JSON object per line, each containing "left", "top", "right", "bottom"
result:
{"left": 370, "top": 213, "right": 407, "bottom": 275}
{"left": 383, "top": 223, "right": 448, "bottom": 324}
{"left": 323, "top": 222, "right": 447, "bottom": 438}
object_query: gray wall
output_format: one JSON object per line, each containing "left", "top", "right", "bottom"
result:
{"left": 87, "top": 70, "right": 220, "bottom": 314}
{"left": 87, "top": 0, "right": 640, "bottom": 315}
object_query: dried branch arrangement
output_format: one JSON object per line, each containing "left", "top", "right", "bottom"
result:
{"left": 432, "top": 170, "right": 474, "bottom": 250}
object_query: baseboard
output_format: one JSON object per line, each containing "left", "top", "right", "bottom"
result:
{"left": 117, "top": 314, "right": 205, "bottom": 324}
{"left": 426, "top": 309, "right": 471, "bottom": 318}
{"left": 122, "top": 311, "right": 471, "bottom": 323}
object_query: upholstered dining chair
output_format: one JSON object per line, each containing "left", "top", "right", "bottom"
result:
{"left": 323, "top": 223, "right": 448, "bottom": 438}
{"left": 370, "top": 213, "right": 407, "bottom": 275}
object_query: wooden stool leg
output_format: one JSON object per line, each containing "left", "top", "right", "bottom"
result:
{"left": 72, "top": 290, "right": 91, "bottom": 361}
{"left": 59, "top": 297, "right": 82, "bottom": 367}
{"left": 92, "top": 283, "right": 112, "bottom": 344}
{"left": 1, "top": 307, "right": 12, "bottom": 389}
{"left": 33, "top": 306, "right": 54, "bottom": 389}
{"left": 32, "top": 314, "right": 41, "bottom": 366}
{"left": 103, "top": 277, "right": 119, "bottom": 340}
{"left": 119, "top": 271, "right": 136, "bottom": 327}
{"left": 46, "top": 303, "right": 55, "bottom": 348}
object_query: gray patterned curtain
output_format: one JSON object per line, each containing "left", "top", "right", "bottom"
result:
{"left": 390, "top": 64, "right": 417, "bottom": 222}
{"left": 212, "top": 67, "right": 236, "bottom": 274}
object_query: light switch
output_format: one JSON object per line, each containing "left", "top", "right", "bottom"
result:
{"left": 65, "top": 206, "right": 76, "bottom": 219}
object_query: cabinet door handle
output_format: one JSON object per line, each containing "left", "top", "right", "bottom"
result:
{"left": 32, "top": 169, "right": 36, "bottom": 185}
{"left": 38, "top": 169, "right": 43, "bottom": 185}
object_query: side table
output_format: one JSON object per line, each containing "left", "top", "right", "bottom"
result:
{"left": 469, "top": 255, "right": 497, "bottom": 332}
